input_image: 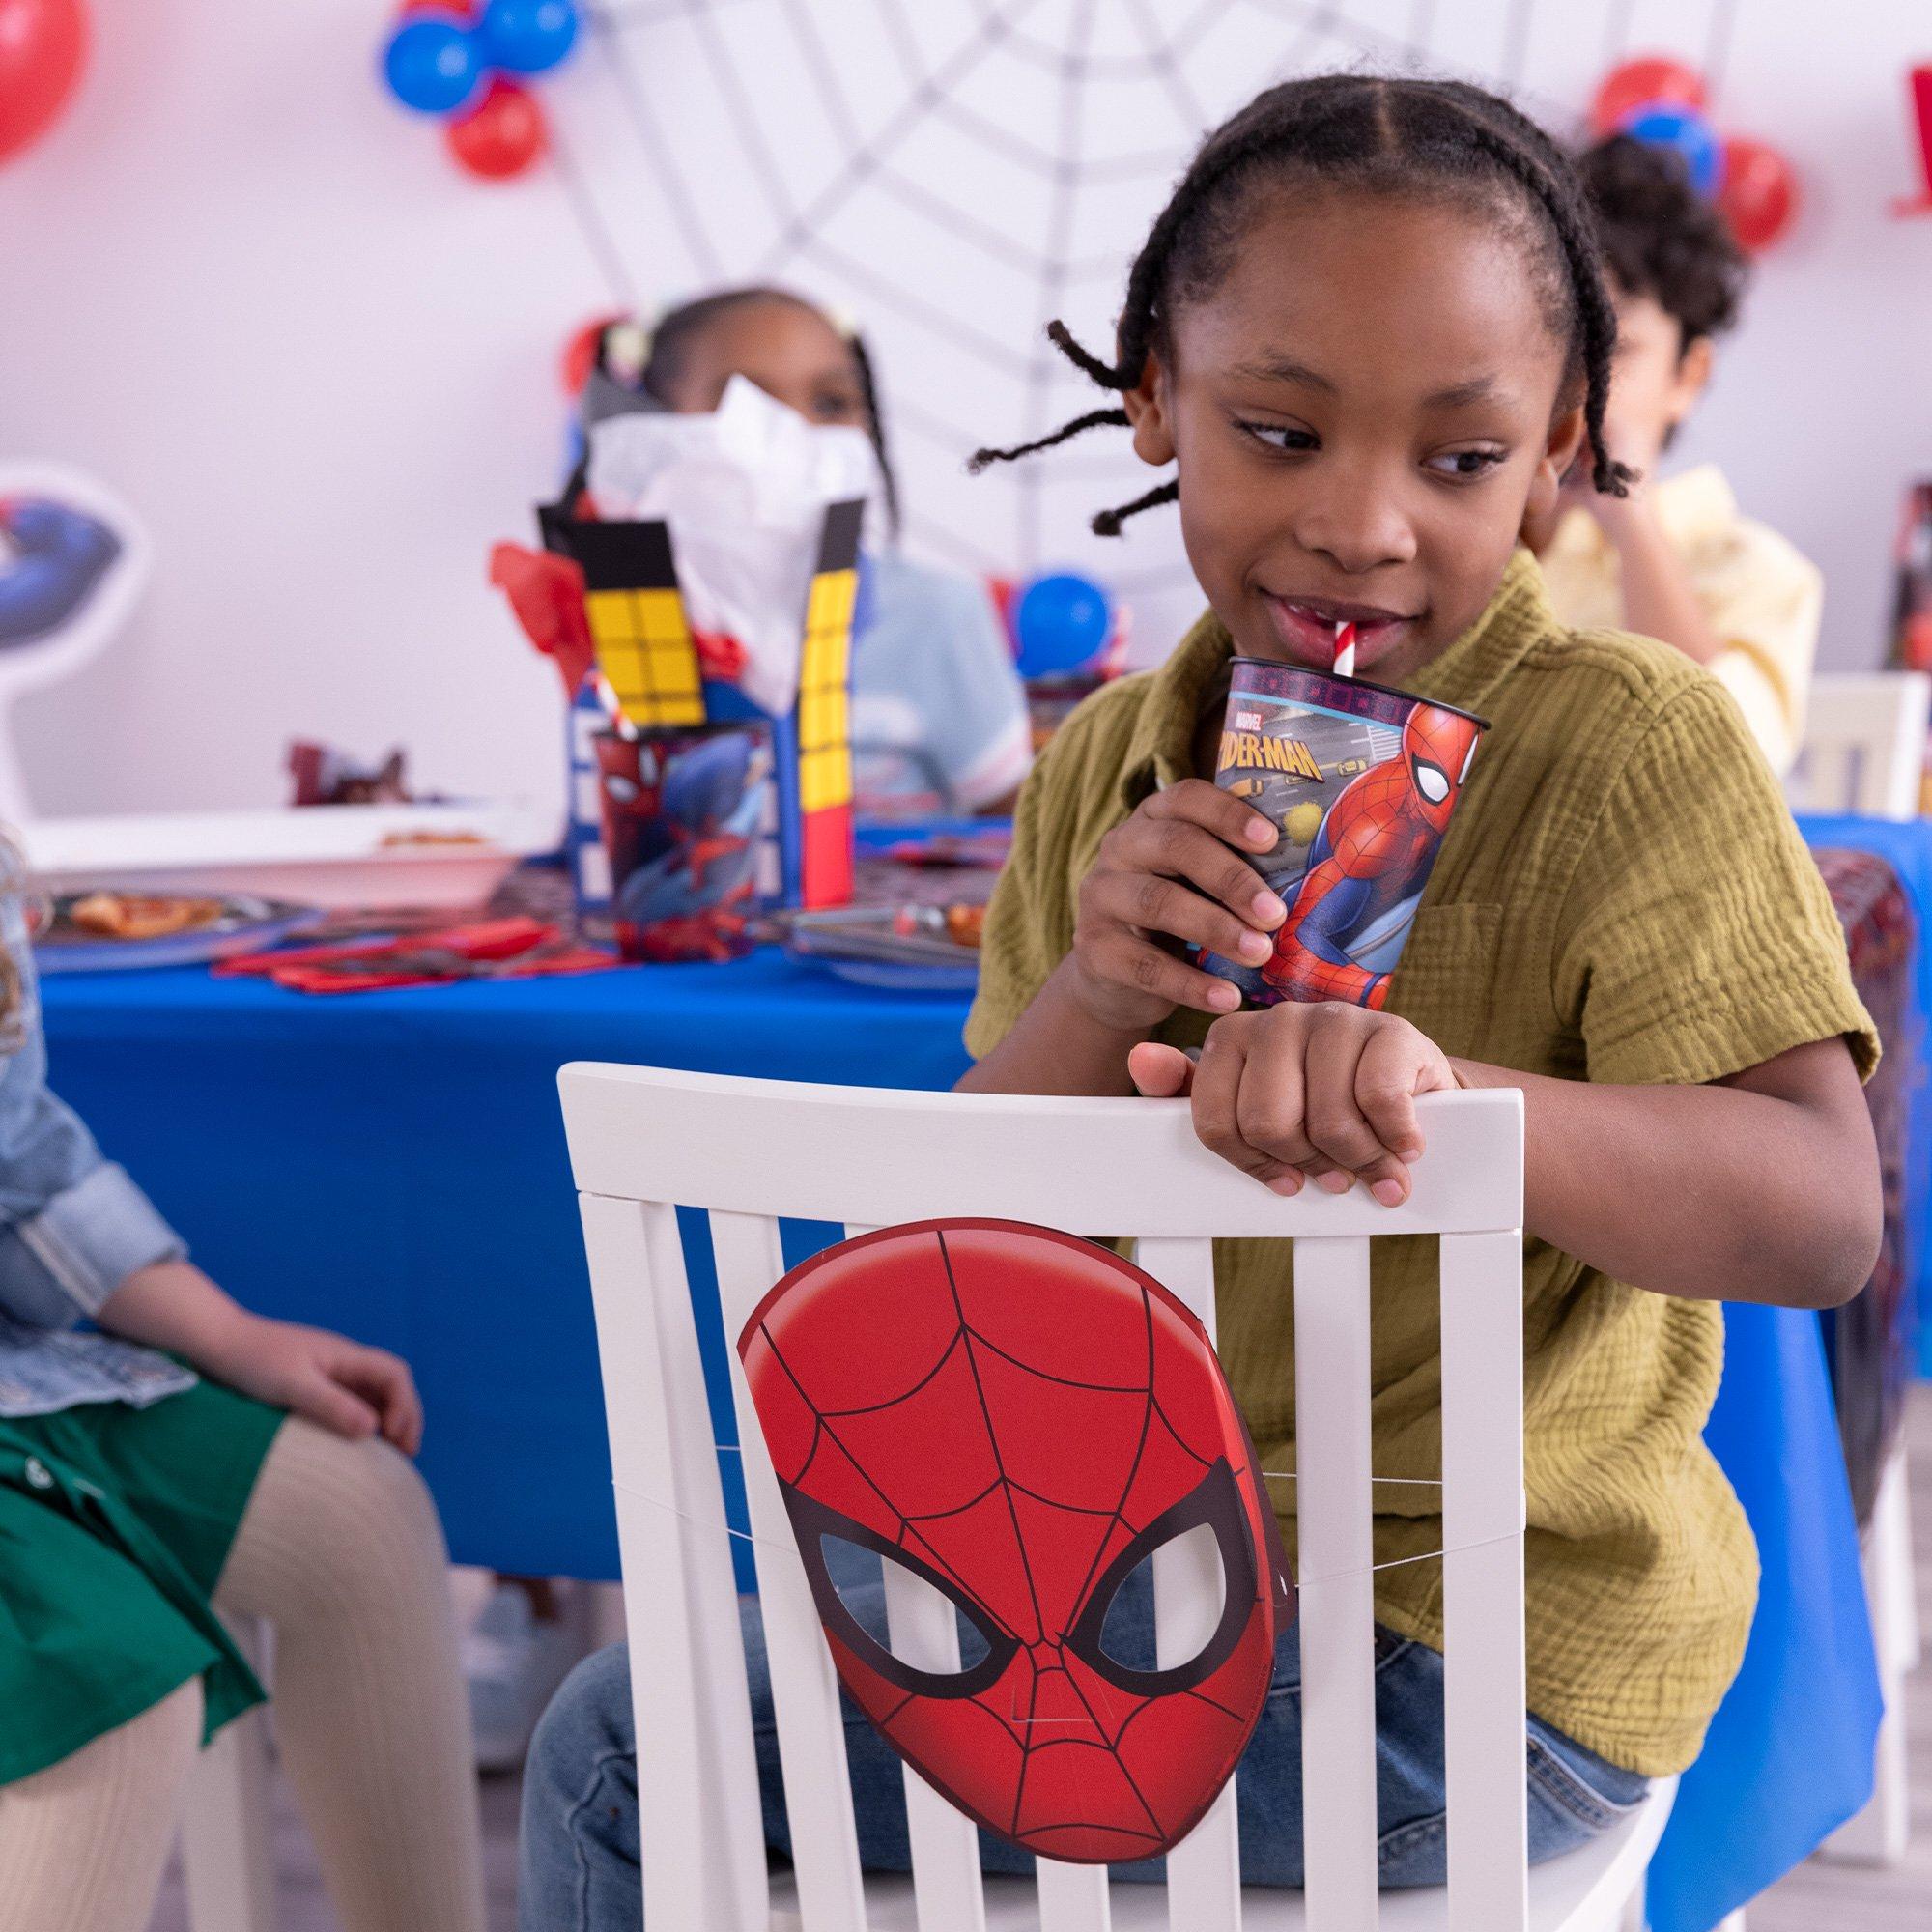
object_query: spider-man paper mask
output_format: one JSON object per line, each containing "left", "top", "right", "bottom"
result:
{"left": 736, "top": 1218, "right": 1293, "bottom": 1864}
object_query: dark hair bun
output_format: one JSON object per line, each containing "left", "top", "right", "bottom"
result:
{"left": 1577, "top": 133, "right": 1749, "bottom": 343}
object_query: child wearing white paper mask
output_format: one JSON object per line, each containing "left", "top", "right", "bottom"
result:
{"left": 620, "top": 289, "right": 1033, "bottom": 816}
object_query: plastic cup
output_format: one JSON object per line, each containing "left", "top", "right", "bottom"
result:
{"left": 1205, "top": 658, "right": 1486, "bottom": 1010}
{"left": 594, "top": 723, "right": 772, "bottom": 963}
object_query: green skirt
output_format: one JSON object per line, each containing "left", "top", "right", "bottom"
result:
{"left": 0, "top": 1379, "right": 284, "bottom": 1784}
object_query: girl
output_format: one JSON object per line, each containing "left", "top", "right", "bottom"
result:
{"left": 0, "top": 853, "right": 484, "bottom": 1931}
{"left": 582, "top": 288, "right": 1034, "bottom": 816}
{"left": 518, "top": 76, "right": 1880, "bottom": 1919}
{"left": 959, "top": 71, "right": 1878, "bottom": 1860}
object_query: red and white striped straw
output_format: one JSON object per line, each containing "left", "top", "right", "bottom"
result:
{"left": 1332, "top": 620, "right": 1358, "bottom": 679}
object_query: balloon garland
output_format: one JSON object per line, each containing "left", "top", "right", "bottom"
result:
{"left": 1589, "top": 53, "right": 1799, "bottom": 252}
{"left": 380, "top": 0, "right": 579, "bottom": 182}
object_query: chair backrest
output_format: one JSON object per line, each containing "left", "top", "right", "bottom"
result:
{"left": 1784, "top": 671, "right": 1931, "bottom": 819}
{"left": 0, "top": 462, "right": 151, "bottom": 826}
{"left": 560, "top": 1065, "right": 1526, "bottom": 1932}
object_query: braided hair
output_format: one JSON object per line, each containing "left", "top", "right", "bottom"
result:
{"left": 971, "top": 74, "right": 1634, "bottom": 535}
{"left": 638, "top": 286, "right": 903, "bottom": 537}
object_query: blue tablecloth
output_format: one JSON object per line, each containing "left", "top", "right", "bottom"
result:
{"left": 39, "top": 952, "right": 969, "bottom": 1583}
{"left": 1797, "top": 812, "right": 1932, "bottom": 1376}
{"left": 36, "top": 894, "right": 1882, "bottom": 1932}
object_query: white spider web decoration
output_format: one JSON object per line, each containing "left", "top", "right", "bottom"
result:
{"left": 548, "top": 0, "right": 1742, "bottom": 652}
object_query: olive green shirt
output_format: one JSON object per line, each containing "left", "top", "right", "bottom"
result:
{"left": 964, "top": 550, "right": 1876, "bottom": 1774}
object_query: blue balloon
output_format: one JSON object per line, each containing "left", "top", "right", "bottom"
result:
{"left": 1014, "top": 571, "right": 1113, "bottom": 680}
{"left": 383, "top": 15, "right": 485, "bottom": 116}
{"left": 479, "top": 0, "right": 581, "bottom": 75}
{"left": 1620, "top": 100, "right": 1724, "bottom": 198}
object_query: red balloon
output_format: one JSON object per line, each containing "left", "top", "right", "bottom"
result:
{"left": 0, "top": 0, "right": 87, "bottom": 166}
{"left": 1718, "top": 136, "right": 1798, "bottom": 251}
{"left": 1591, "top": 55, "right": 1705, "bottom": 138}
{"left": 445, "top": 74, "right": 546, "bottom": 181}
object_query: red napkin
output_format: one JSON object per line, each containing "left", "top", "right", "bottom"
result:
{"left": 215, "top": 917, "right": 619, "bottom": 994}
{"left": 489, "top": 544, "right": 596, "bottom": 698}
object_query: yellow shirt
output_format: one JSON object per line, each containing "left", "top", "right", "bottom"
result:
{"left": 965, "top": 551, "right": 1875, "bottom": 1775}
{"left": 1535, "top": 465, "right": 1822, "bottom": 776}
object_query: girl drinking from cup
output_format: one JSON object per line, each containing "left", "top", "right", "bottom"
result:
{"left": 519, "top": 74, "right": 1881, "bottom": 1918}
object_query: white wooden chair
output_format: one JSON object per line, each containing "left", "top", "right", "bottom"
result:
{"left": 1782, "top": 671, "right": 1932, "bottom": 819}
{"left": 176, "top": 1617, "right": 277, "bottom": 1932}
{"left": 0, "top": 462, "right": 151, "bottom": 825}
{"left": 559, "top": 1065, "right": 1676, "bottom": 1932}
{"left": 1821, "top": 1439, "right": 1919, "bottom": 1867}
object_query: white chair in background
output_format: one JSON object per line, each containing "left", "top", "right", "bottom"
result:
{"left": 1783, "top": 671, "right": 1931, "bottom": 819}
{"left": 0, "top": 462, "right": 151, "bottom": 826}
{"left": 1781, "top": 669, "right": 1925, "bottom": 1872}
{"left": 1820, "top": 1440, "right": 1919, "bottom": 1869}
{"left": 176, "top": 1617, "right": 277, "bottom": 1932}
{"left": 559, "top": 1065, "right": 1676, "bottom": 1932}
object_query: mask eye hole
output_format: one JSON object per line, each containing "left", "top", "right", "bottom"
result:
{"left": 1094, "top": 1520, "right": 1226, "bottom": 1675}
{"left": 818, "top": 1533, "right": 993, "bottom": 1674}
{"left": 781, "top": 1485, "right": 1017, "bottom": 1699}
{"left": 604, "top": 774, "right": 639, "bottom": 804}
{"left": 1413, "top": 757, "right": 1450, "bottom": 805}
{"left": 1067, "top": 1461, "right": 1259, "bottom": 1696}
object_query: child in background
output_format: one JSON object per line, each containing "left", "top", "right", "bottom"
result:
{"left": 1527, "top": 133, "right": 1821, "bottom": 775}
{"left": 519, "top": 75, "right": 1881, "bottom": 1920}
{"left": 0, "top": 857, "right": 483, "bottom": 1932}
{"left": 469, "top": 289, "right": 1041, "bottom": 1771}
{"left": 592, "top": 289, "right": 1033, "bottom": 816}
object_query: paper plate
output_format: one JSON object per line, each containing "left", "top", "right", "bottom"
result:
{"left": 33, "top": 895, "right": 322, "bottom": 974}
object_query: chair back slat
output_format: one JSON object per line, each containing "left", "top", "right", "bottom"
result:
{"left": 560, "top": 1069, "right": 1529, "bottom": 1932}
{"left": 1292, "top": 1235, "right": 1380, "bottom": 1928}
{"left": 1137, "top": 1236, "right": 1244, "bottom": 1932}
{"left": 1441, "top": 1231, "right": 1529, "bottom": 1932}
{"left": 1035, "top": 1859, "right": 1113, "bottom": 1930}
{"left": 842, "top": 1223, "right": 994, "bottom": 1932}
{"left": 712, "top": 1208, "right": 871, "bottom": 1932}
{"left": 579, "top": 1194, "right": 769, "bottom": 1932}
{"left": 879, "top": 1562, "right": 991, "bottom": 1932}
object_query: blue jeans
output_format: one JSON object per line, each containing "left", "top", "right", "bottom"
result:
{"left": 518, "top": 1559, "right": 1648, "bottom": 1931}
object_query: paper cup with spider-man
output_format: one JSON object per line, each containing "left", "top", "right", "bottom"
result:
{"left": 1204, "top": 660, "right": 1486, "bottom": 1010}
{"left": 595, "top": 724, "right": 773, "bottom": 963}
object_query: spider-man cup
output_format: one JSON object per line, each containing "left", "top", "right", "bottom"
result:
{"left": 1206, "top": 660, "right": 1485, "bottom": 1010}
{"left": 593, "top": 724, "right": 772, "bottom": 963}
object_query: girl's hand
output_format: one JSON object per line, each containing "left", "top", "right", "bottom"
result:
{"left": 1128, "top": 1003, "right": 1459, "bottom": 1205}
{"left": 97, "top": 1259, "right": 424, "bottom": 1452}
{"left": 1068, "top": 780, "right": 1288, "bottom": 1032}
{"left": 200, "top": 1311, "right": 424, "bottom": 1454}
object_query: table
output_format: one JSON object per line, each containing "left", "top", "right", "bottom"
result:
{"left": 38, "top": 864, "right": 1889, "bottom": 1932}
{"left": 40, "top": 950, "right": 969, "bottom": 1581}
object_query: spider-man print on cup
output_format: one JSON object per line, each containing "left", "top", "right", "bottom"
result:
{"left": 594, "top": 723, "right": 769, "bottom": 963}
{"left": 1206, "top": 659, "right": 1486, "bottom": 1010}
{"left": 736, "top": 1219, "right": 1293, "bottom": 1864}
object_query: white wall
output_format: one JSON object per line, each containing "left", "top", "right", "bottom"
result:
{"left": 2, "top": 0, "right": 1928, "bottom": 815}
